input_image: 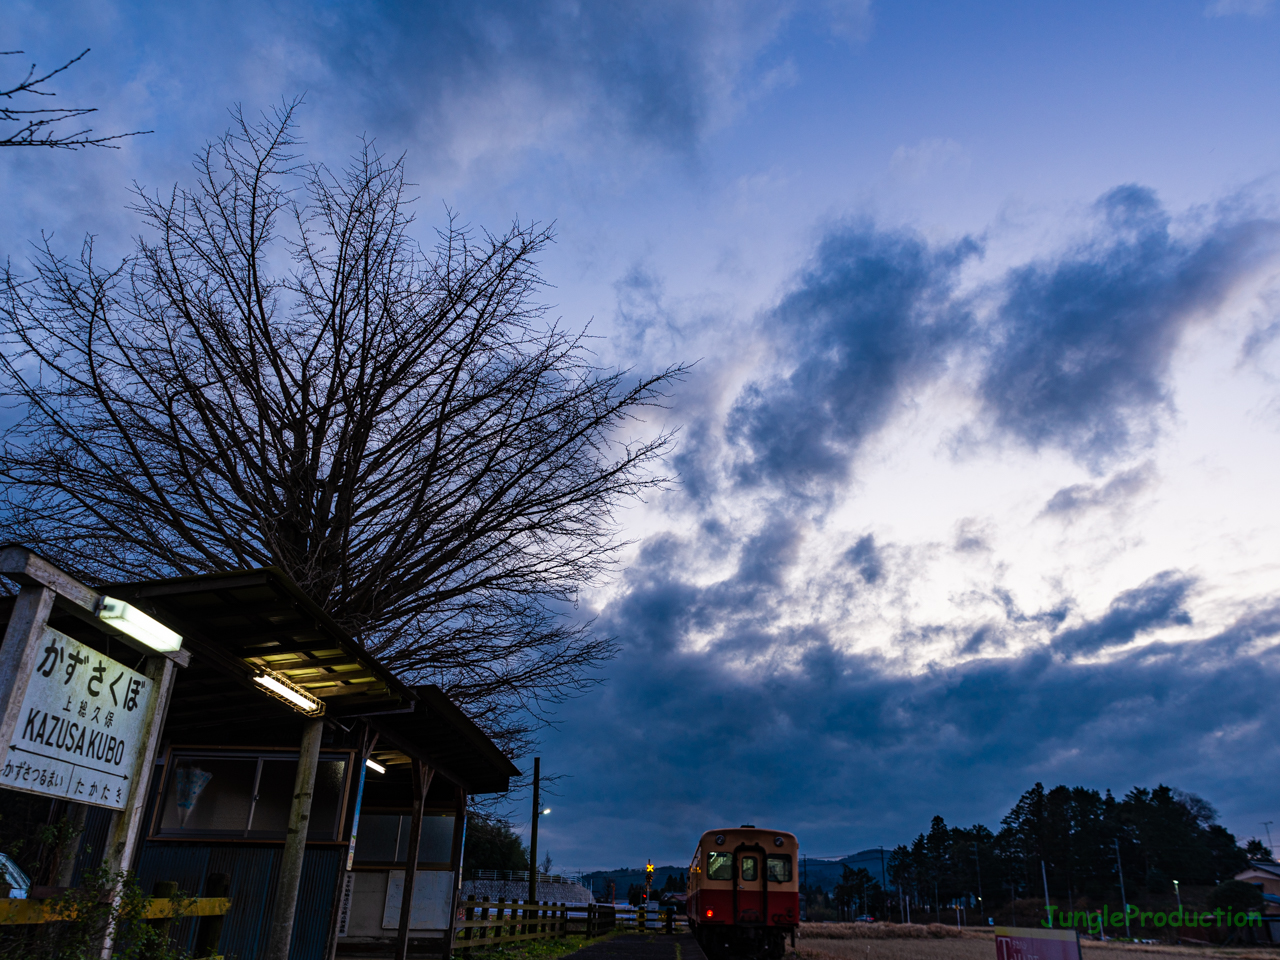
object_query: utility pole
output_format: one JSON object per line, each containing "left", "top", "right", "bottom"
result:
{"left": 528, "top": 758, "right": 540, "bottom": 904}
{"left": 1263, "top": 822, "right": 1275, "bottom": 857}
{"left": 1113, "top": 840, "right": 1130, "bottom": 939}
{"left": 1041, "top": 860, "right": 1051, "bottom": 928}
{"left": 973, "top": 843, "right": 983, "bottom": 921}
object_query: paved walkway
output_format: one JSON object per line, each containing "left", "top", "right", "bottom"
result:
{"left": 565, "top": 933, "right": 707, "bottom": 960}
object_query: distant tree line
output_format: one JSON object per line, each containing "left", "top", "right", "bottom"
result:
{"left": 804, "top": 782, "right": 1262, "bottom": 923}
{"left": 462, "top": 816, "right": 529, "bottom": 876}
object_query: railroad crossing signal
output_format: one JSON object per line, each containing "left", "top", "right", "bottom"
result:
{"left": 645, "top": 860, "right": 654, "bottom": 901}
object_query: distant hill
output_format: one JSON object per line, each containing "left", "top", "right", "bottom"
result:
{"left": 800, "top": 850, "right": 892, "bottom": 893}
{"left": 579, "top": 866, "right": 686, "bottom": 900}
{"left": 579, "top": 849, "right": 891, "bottom": 901}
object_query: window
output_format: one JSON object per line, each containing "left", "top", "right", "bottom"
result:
{"left": 707, "top": 851, "right": 734, "bottom": 881}
{"left": 741, "top": 856, "right": 758, "bottom": 882}
{"left": 352, "top": 813, "right": 456, "bottom": 865}
{"left": 154, "top": 749, "right": 350, "bottom": 841}
{"left": 767, "top": 855, "right": 792, "bottom": 882}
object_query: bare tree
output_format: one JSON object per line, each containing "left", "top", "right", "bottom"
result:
{"left": 0, "top": 48, "right": 149, "bottom": 149}
{"left": 0, "top": 103, "right": 683, "bottom": 749}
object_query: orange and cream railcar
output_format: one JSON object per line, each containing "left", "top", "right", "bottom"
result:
{"left": 686, "top": 826, "right": 799, "bottom": 959}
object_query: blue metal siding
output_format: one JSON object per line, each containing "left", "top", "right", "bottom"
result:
{"left": 135, "top": 843, "right": 340, "bottom": 960}
{"left": 133, "top": 843, "right": 212, "bottom": 953}
{"left": 289, "top": 849, "right": 343, "bottom": 960}
{"left": 70, "top": 805, "right": 114, "bottom": 886}
{"left": 209, "top": 846, "right": 280, "bottom": 960}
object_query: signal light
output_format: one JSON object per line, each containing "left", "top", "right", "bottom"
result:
{"left": 706, "top": 909, "right": 714, "bottom": 918}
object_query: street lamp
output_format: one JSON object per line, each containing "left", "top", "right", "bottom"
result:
{"left": 1173, "top": 880, "right": 1181, "bottom": 913}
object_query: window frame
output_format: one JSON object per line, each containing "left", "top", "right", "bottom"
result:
{"left": 148, "top": 745, "right": 354, "bottom": 844}
{"left": 348, "top": 807, "right": 459, "bottom": 869}
{"left": 706, "top": 850, "right": 735, "bottom": 881}
{"left": 766, "top": 854, "right": 792, "bottom": 883}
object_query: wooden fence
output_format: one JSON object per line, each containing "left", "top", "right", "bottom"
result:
{"left": 454, "top": 898, "right": 689, "bottom": 954}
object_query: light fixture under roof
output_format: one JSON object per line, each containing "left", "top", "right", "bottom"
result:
{"left": 97, "top": 597, "right": 183, "bottom": 653}
{"left": 252, "top": 668, "right": 325, "bottom": 716}
{"left": 365, "top": 758, "right": 386, "bottom": 774}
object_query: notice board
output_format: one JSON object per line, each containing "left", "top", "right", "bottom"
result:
{"left": 994, "top": 926, "right": 1082, "bottom": 960}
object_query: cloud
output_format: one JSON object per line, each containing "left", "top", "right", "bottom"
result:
{"left": 1052, "top": 570, "right": 1195, "bottom": 656}
{"left": 1041, "top": 461, "right": 1157, "bottom": 518}
{"left": 1205, "top": 0, "right": 1273, "bottom": 17}
{"left": 723, "top": 225, "right": 979, "bottom": 494}
{"left": 541, "top": 540, "right": 1280, "bottom": 866}
{"left": 844, "top": 534, "right": 884, "bottom": 584}
{"left": 979, "top": 186, "right": 1280, "bottom": 468}
{"left": 954, "top": 517, "right": 993, "bottom": 553}
{"left": 889, "top": 137, "right": 968, "bottom": 181}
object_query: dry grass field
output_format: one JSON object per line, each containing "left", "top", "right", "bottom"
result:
{"left": 795, "top": 923, "right": 1280, "bottom": 960}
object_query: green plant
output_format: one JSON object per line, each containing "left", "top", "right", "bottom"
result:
{"left": 0, "top": 867, "right": 189, "bottom": 960}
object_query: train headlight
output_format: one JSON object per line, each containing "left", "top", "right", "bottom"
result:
{"left": 774, "top": 836, "right": 784, "bottom": 847}
{"left": 715, "top": 834, "right": 725, "bottom": 845}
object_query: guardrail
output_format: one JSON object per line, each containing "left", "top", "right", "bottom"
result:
{"left": 0, "top": 876, "right": 232, "bottom": 959}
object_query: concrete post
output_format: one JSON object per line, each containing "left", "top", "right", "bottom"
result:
{"left": 264, "top": 718, "right": 325, "bottom": 960}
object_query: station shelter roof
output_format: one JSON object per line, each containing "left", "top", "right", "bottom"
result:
{"left": 5, "top": 564, "right": 518, "bottom": 796}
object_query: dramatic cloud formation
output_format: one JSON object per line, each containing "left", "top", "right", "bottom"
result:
{"left": 536, "top": 184, "right": 1280, "bottom": 867}
{"left": 978, "top": 186, "right": 1280, "bottom": 467}
{"left": 724, "top": 226, "right": 978, "bottom": 494}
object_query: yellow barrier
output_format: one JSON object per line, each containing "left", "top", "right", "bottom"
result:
{"left": 0, "top": 896, "right": 231, "bottom": 925}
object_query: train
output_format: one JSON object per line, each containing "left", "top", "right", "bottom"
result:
{"left": 686, "top": 825, "right": 799, "bottom": 959}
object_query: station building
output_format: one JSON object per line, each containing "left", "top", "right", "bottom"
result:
{"left": 0, "top": 550, "right": 519, "bottom": 960}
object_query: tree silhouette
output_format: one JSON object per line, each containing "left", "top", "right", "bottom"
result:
{"left": 1, "top": 49, "right": 148, "bottom": 149}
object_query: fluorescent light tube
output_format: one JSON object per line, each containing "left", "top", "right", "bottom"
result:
{"left": 365, "top": 758, "right": 386, "bottom": 774}
{"left": 252, "top": 669, "right": 325, "bottom": 716}
{"left": 97, "top": 597, "right": 183, "bottom": 652}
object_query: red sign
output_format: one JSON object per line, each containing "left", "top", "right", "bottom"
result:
{"left": 994, "top": 926, "right": 1081, "bottom": 960}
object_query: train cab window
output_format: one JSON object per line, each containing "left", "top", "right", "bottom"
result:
{"left": 767, "top": 855, "right": 792, "bottom": 882}
{"left": 708, "top": 852, "right": 734, "bottom": 880}
{"left": 741, "top": 856, "right": 758, "bottom": 881}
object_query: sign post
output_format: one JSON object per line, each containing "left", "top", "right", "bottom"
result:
{"left": 0, "top": 548, "right": 186, "bottom": 958}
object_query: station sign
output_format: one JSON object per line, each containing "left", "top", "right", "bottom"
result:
{"left": 0, "top": 626, "right": 157, "bottom": 810}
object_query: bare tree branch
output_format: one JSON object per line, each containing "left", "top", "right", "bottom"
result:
{"left": 0, "top": 48, "right": 151, "bottom": 149}
{"left": 0, "top": 103, "right": 685, "bottom": 753}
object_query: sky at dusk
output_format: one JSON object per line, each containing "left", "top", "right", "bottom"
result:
{"left": 6, "top": 0, "right": 1280, "bottom": 872}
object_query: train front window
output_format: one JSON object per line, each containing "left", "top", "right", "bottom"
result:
{"left": 741, "top": 856, "right": 758, "bottom": 881}
{"left": 767, "top": 855, "right": 792, "bottom": 882}
{"left": 708, "top": 852, "right": 733, "bottom": 880}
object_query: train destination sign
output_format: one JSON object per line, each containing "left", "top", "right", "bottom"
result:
{"left": 0, "top": 626, "right": 157, "bottom": 810}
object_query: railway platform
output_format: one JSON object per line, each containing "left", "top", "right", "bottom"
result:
{"left": 565, "top": 932, "right": 707, "bottom": 960}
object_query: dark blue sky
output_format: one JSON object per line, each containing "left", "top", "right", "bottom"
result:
{"left": 5, "top": 0, "right": 1280, "bottom": 871}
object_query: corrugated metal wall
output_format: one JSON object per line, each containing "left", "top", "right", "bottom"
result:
{"left": 134, "top": 841, "right": 342, "bottom": 960}
{"left": 69, "top": 805, "right": 113, "bottom": 887}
